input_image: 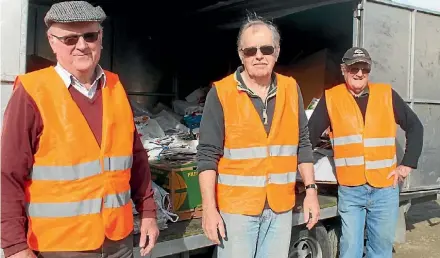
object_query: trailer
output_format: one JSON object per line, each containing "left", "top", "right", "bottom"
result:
{"left": 1, "top": 0, "right": 440, "bottom": 257}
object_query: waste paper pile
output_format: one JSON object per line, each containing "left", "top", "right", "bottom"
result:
{"left": 130, "top": 88, "right": 208, "bottom": 230}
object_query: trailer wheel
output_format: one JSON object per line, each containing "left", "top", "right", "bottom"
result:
{"left": 327, "top": 222, "right": 367, "bottom": 258}
{"left": 327, "top": 224, "right": 341, "bottom": 258}
{"left": 288, "top": 222, "right": 331, "bottom": 258}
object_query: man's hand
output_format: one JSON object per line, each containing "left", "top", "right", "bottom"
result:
{"left": 303, "top": 189, "right": 320, "bottom": 230}
{"left": 139, "top": 217, "right": 160, "bottom": 257}
{"left": 202, "top": 207, "right": 226, "bottom": 245}
{"left": 9, "top": 249, "right": 36, "bottom": 258}
{"left": 387, "top": 165, "right": 412, "bottom": 188}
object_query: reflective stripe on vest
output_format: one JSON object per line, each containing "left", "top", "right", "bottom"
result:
{"left": 218, "top": 171, "right": 297, "bottom": 187}
{"left": 214, "top": 72, "right": 299, "bottom": 215}
{"left": 220, "top": 145, "right": 298, "bottom": 186}
{"left": 19, "top": 67, "right": 135, "bottom": 251}
{"left": 223, "top": 145, "right": 298, "bottom": 160}
{"left": 26, "top": 190, "right": 131, "bottom": 218}
{"left": 331, "top": 135, "right": 395, "bottom": 147}
{"left": 30, "top": 156, "right": 133, "bottom": 180}
{"left": 27, "top": 156, "right": 132, "bottom": 218}
{"left": 332, "top": 135, "right": 396, "bottom": 169}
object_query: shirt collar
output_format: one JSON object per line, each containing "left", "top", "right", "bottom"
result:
{"left": 234, "top": 66, "right": 277, "bottom": 96}
{"left": 54, "top": 63, "right": 106, "bottom": 88}
{"left": 353, "top": 85, "right": 369, "bottom": 97}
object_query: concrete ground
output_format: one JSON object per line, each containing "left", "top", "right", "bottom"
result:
{"left": 393, "top": 199, "right": 440, "bottom": 258}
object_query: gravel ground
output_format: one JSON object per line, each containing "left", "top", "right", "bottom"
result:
{"left": 393, "top": 199, "right": 440, "bottom": 258}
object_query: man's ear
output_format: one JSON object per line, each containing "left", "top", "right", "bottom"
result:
{"left": 340, "top": 64, "right": 346, "bottom": 76}
{"left": 47, "top": 31, "right": 57, "bottom": 54}
{"left": 275, "top": 47, "right": 280, "bottom": 61}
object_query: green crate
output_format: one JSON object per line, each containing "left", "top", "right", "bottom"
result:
{"left": 150, "top": 158, "right": 202, "bottom": 221}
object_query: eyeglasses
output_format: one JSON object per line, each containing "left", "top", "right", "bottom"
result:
{"left": 51, "top": 31, "right": 100, "bottom": 46}
{"left": 348, "top": 67, "right": 371, "bottom": 74}
{"left": 241, "top": 45, "right": 275, "bottom": 57}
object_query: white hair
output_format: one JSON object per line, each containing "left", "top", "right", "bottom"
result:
{"left": 236, "top": 12, "right": 281, "bottom": 50}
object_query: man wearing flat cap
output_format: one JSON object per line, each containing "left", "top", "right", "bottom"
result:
{"left": 308, "top": 47, "right": 424, "bottom": 258}
{"left": 1, "top": 1, "right": 159, "bottom": 257}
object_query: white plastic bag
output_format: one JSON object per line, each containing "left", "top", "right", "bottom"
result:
{"left": 152, "top": 182, "right": 179, "bottom": 230}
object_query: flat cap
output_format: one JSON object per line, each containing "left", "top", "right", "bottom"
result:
{"left": 44, "top": 1, "right": 106, "bottom": 27}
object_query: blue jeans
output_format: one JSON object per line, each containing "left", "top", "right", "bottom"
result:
{"left": 338, "top": 184, "right": 399, "bottom": 258}
{"left": 216, "top": 208, "right": 293, "bottom": 258}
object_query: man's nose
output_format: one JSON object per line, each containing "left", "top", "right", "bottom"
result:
{"left": 255, "top": 49, "right": 264, "bottom": 59}
{"left": 356, "top": 69, "right": 364, "bottom": 76}
{"left": 75, "top": 36, "right": 88, "bottom": 50}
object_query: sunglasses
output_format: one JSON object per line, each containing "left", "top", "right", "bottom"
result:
{"left": 51, "top": 31, "right": 100, "bottom": 46}
{"left": 241, "top": 45, "right": 275, "bottom": 57}
{"left": 348, "top": 67, "right": 371, "bottom": 74}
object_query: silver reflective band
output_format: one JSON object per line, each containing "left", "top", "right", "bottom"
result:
{"left": 268, "top": 172, "right": 297, "bottom": 184}
{"left": 104, "top": 190, "right": 131, "bottom": 208}
{"left": 331, "top": 135, "right": 396, "bottom": 148}
{"left": 223, "top": 145, "right": 298, "bottom": 160}
{"left": 334, "top": 156, "right": 365, "bottom": 167}
{"left": 269, "top": 145, "right": 298, "bottom": 156}
{"left": 223, "top": 147, "right": 267, "bottom": 160}
{"left": 30, "top": 159, "right": 101, "bottom": 180}
{"left": 332, "top": 134, "right": 363, "bottom": 146}
{"left": 103, "top": 155, "right": 133, "bottom": 171}
{"left": 27, "top": 198, "right": 101, "bottom": 218}
{"left": 218, "top": 174, "right": 266, "bottom": 187}
{"left": 30, "top": 155, "right": 133, "bottom": 181}
{"left": 366, "top": 155, "right": 397, "bottom": 169}
{"left": 218, "top": 172, "right": 297, "bottom": 187}
{"left": 335, "top": 155, "right": 397, "bottom": 169}
{"left": 364, "top": 137, "right": 395, "bottom": 147}
{"left": 27, "top": 190, "right": 132, "bottom": 218}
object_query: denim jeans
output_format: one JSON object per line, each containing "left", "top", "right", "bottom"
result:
{"left": 216, "top": 208, "right": 293, "bottom": 258}
{"left": 338, "top": 184, "right": 399, "bottom": 258}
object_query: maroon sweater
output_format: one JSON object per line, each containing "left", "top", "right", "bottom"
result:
{"left": 1, "top": 80, "right": 156, "bottom": 257}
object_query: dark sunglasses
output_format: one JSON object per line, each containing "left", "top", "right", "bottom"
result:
{"left": 241, "top": 45, "right": 275, "bottom": 57}
{"left": 51, "top": 31, "right": 100, "bottom": 46}
{"left": 348, "top": 67, "right": 371, "bottom": 74}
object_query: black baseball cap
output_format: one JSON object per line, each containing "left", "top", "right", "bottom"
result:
{"left": 342, "top": 47, "right": 372, "bottom": 65}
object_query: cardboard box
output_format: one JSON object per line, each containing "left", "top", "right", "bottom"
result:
{"left": 150, "top": 158, "right": 202, "bottom": 221}
{"left": 275, "top": 49, "right": 342, "bottom": 108}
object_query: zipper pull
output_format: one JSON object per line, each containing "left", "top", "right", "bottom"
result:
{"left": 263, "top": 108, "right": 268, "bottom": 125}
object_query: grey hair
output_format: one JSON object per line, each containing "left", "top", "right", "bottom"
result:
{"left": 236, "top": 12, "right": 281, "bottom": 50}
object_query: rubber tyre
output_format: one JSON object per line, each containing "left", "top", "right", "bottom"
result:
{"left": 327, "top": 223, "right": 342, "bottom": 258}
{"left": 288, "top": 222, "right": 331, "bottom": 258}
{"left": 327, "top": 222, "right": 367, "bottom": 258}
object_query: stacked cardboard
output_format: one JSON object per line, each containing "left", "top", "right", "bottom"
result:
{"left": 275, "top": 48, "right": 342, "bottom": 108}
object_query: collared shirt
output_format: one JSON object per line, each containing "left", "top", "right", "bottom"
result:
{"left": 54, "top": 63, "right": 106, "bottom": 99}
{"left": 234, "top": 66, "right": 277, "bottom": 125}
{"left": 352, "top": 85, "right": 369, "bottom": 98}
{"left": 234, "top": 66, "right": 277, "bottom": 99}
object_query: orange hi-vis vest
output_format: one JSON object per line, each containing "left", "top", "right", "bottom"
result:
{"left": 16, "top": 67, "right": 134, "bottom": 252}
{"left": 325, "top": 83, "right": 397, "bottom": 187}
{"left": 214, "top": 73, "right": 299, "bottom": 215}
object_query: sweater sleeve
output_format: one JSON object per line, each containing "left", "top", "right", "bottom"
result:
{"left": 1, "top": 82, "right": 43, "bottom": 257}
{"left": 130, "top": 130, "right": 157, "bottom": 218}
